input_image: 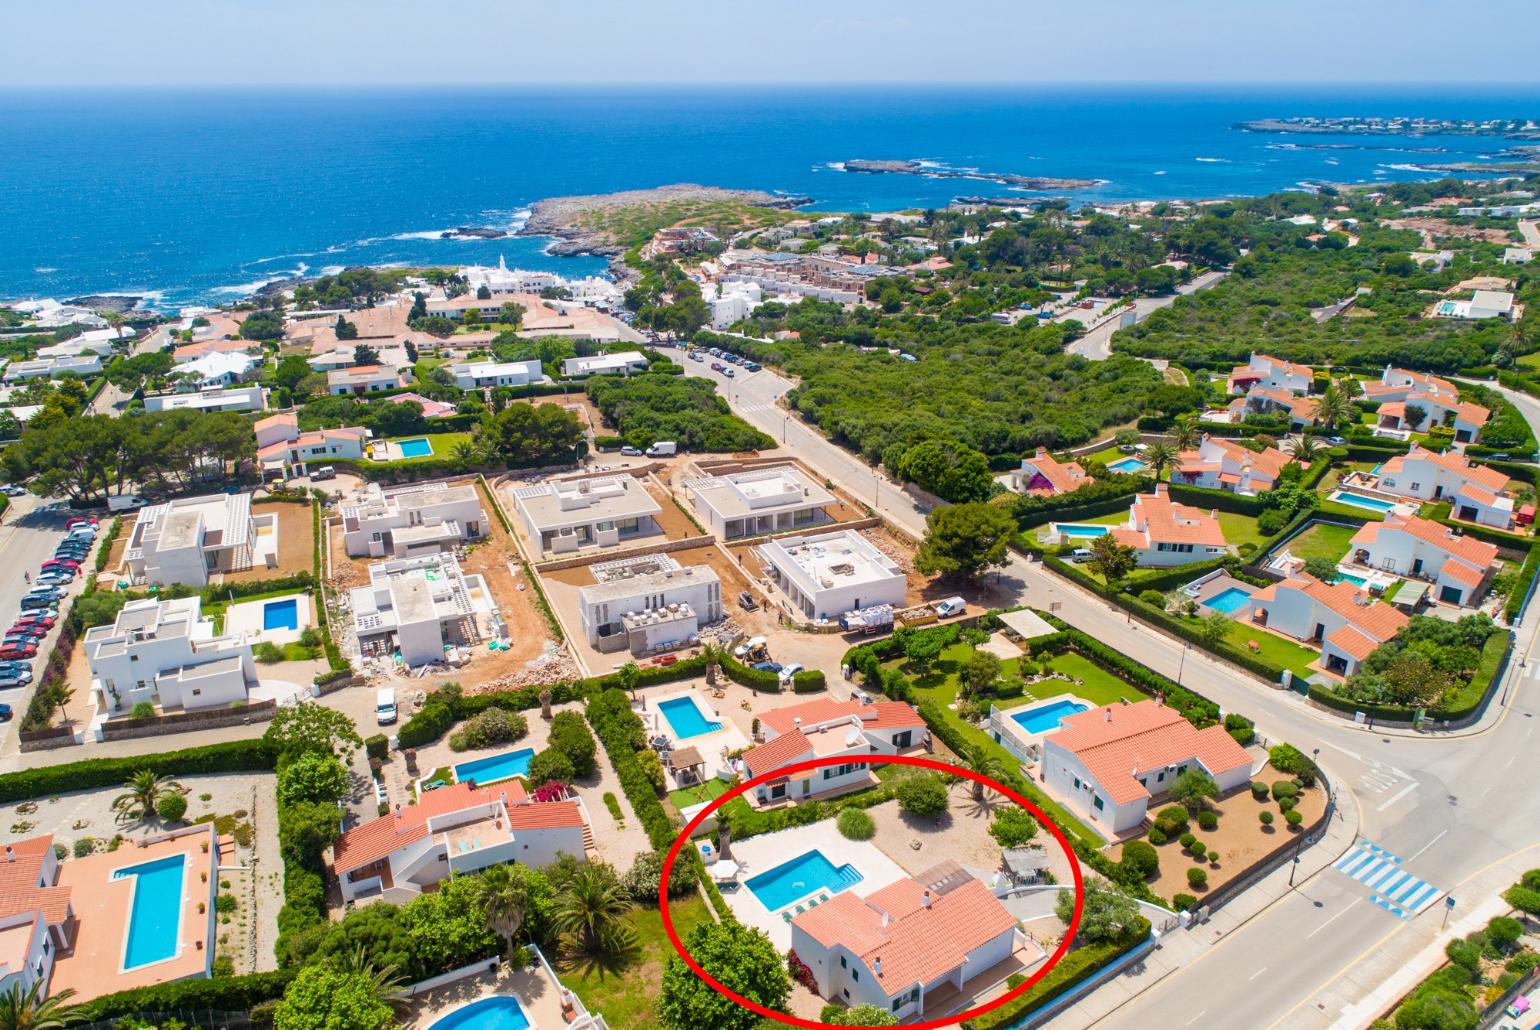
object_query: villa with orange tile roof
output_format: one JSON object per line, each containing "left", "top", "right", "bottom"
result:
{"left": 331, "top": 779, "right": 587, "bottom": 906}
{"left": 1364, "top": 367, "right": 1490, "bottom": 443}
{"left": 1108, "top": 485, "right": 1229, "bottom": 567}
{"left": 1349, "top": 515, "right": 1498, "bottom": 607}
{"left": 388, "top": 392, "right": 457, "bottom": 419}
{"left": 171, "top": 337, "right": 254, "bottom": 363}
{"left": 1248, "top": 574, "right": 1409, "bottom": 677}
{"left": 1011, "top": 448, "right": 1089, "bottom": 496}
{"left": 1232, "top": 385, "right": 1320, "bottom": 428}
{"left": 1227, "top": 353, "right": 1314, "bottom": 396}
{"left": 254, "top": 412, "right": 369, "bottom": 480}
{"left": 1173, "top": 434, "right": 1294, "bottom": 496}
{"left": 1040, "top": 700, "right": 1253, "bottom": 834}
{"left": 789, "top": 865, "right": 1025, "bottom": 1020}
{"left": 327, "top": 364, "right": 406, "bottom": 396}
{"left": 1376, "top": 445, "right": 1513, "bottom": 528}
{"left": 742, "top": 697, "right": 927, "bottom": 806}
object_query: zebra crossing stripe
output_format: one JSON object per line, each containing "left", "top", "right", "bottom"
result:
{"left": 1334, "top": 841, "right": 1442, "bottom": 920}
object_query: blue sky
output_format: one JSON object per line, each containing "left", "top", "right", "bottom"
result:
{"left": 6, "top": 0, "right": 1538, "bottom": 87}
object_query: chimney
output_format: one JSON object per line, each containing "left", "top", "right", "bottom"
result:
{"left": 874, "top": 956, "right": 884, "bottom": 977}
{"left": 881, "top": 911, "right": 889, "bottom": 928}
{"left": 794, "top": 717, "right": 802, "bottom": 728}
{"left": 5, "top": 846, "right": 12, "bottom": 862}
{"left": 921, "top": 890, "right": 931, "bottom": 909}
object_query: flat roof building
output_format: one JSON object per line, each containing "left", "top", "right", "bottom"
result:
{"left": 559, "top": 351, "right": 648, "bottom": 377}
{"left": 143, "top": 385, "right": 266, "bottom": 414}
{"left": 125, "top": 492, "right": 276, "bottom": 587}
{"left": 451, "top": 359, "right": 544, "bottom": 390}
{"left": 341, "top": 482, "right": 489, "bottom": 559}
{"left": 755, "top": 529, "right": 906, "bottom": 623}
{"left": 685, "top": 463, "right": 835, "bottom": 539}
{"left": 83, "top": 596, "right": 255, "bottom": 717}
{"left": 512, "top": 475, "right": 662, "bottom": 556}
{"left": 349, "top": 553, "right": 496, "bottom": 667}
{"left": 576, "top": 555, "right": 722, "bottom": 654}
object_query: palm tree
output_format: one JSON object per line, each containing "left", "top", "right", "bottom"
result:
{"left": 962, "top": 745, "right": 1004, "bottom": 801}
{"left": 1292, "top": 434, "right": 1319, "bottom": 463}
{"left": 479, "top": 865, "right": 531, "bottom": 962}
{"left": 1144, "top": 442, "right": 1175, "bottom": 481}
{"left": 552, "top": 863, "right": 635, "bottom": 957}
{"left": 1314, "top": 384, "right": 1352, "bottom": 433}
{"left": 0, "top": 983, "right": 77, "bottom": 1030}
{"left": 334, "top": 944, "right": 410, "bottom": 1015}
{"left": 112, "top": 770, "right": 183, "bottom": 824}
{"left": 1171, "top": 415, "right": 1201, "bottom": 452}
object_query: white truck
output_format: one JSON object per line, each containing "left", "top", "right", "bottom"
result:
{"left": 645, "top": 441, "right": 678, "bottom": 457}
{"left": 107, "top": 494, "right": 147, "bottom": 513}
{"left": 934, "top": 596, "right": 967, "bottom": 618}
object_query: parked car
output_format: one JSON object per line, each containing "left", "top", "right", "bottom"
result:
{"left": 65, "top": 516, "right": 97, "bottom": 529}
{"left": 55, "top": 544, "right": 90, "bottom": 557}
{"left": 35, "top": 572, "right": 73, "bottom": 586}
{"left": 24, "top": 586, "right": 64, "bottom": 602}
{"left": 0, "top": 660, "right": 32, "bottom": 675}
{"left": 0, "top": 485, "right": 26, "bottom": 497}
{"left": 310, "top": 466, "right": 336, "bottom": 481}
{"left": 11, "top": 614, "right": 52, "bottom": 629}
{"left": 710, "top": 362, "right": 724, "bottom": 372}
{"left": 737, "top": 591, "right": 759, "bottom": 612}
{"left": 934, "top": 597, "right": 967, "bottom": 618}
{"left": 722, "top": 367, "right": 735, "bottom": 378}
{"left": 0, "top": 645, "right": 38, "bottom": 661}
{"left": 0, "top": 675, "right": 30, "bottom": 691}
{"left": 40, "top": 560, "right": 79, "bottom": 572}
{"left": 0, "top": 704, "right": 12, "bottom": 721}
{"left": 7, "top": 625, "right": 46, "bottom": 639}
{"left": 751, "top": 660, "right": 783, "bottom": 673}
{"left": 18, "top": 597, "right": 55, "bottom": 613}
{"left": 745, "top": 362, "right": 761, "bottom": 372}
{"left": 620, "top": 445, "right": 643, "bottom": 456}
{"left": 777, "top": 662, "right": 805, "bottom": 685}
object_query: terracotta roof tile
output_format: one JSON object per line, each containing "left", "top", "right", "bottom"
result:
{"left": 1327, "top": 624, "right": 1381, "bottom": 662}
{"left": 742, "top": 730, "right": 815, "bottom": 778}
{"left": 1047, "top": 701, "right": 1252, "bottom": 805}
{"left": 331, "top": 779, "right": 542, "bottom": 873}
{"left": 1442, "top": 558, "right": 1486, "bottom": 588}
{"left": 0, "top": 836, "right": 71, "bottom": 925}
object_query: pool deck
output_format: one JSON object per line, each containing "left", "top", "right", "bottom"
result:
{"left": 407, "top": 959, "right": 575, "bottom": 1029}
{"left": 51, "top": 824, "right": 217, "bottom": 1003}
{"left": 1193, "top": 575, "right": 1258, "bottom": 619}
{"left": 640, "top": 689, "right": 749, "bottom": 778}
{"left": 720, "top": 821, "right": 910, "bottom": 952}
{"left": 223, "top": 591, "right": 313, "bottom": 647}
{"left": 989, "top": 691, "right": 1095, "bottom": 763}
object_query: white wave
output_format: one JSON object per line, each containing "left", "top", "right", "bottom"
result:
{"left": 245, "top": 251, "right": 318, "bottom": 267}
{"left": 915, "top": 159, "right": 944, "bottom": 169}
{"left": 320, "top": 265, "right": 345, "bottom": 277}
{"left": 1195, "top": 157, "right": 1229, "bottom": 163}
{"left": 1382, "top": 163, "right": 1427, "bottom": 172}
{"left": 1153, "top": 171, "right": 1167, "bottom": 176}
{"left": 32, "top": 267, "right": 57, "bottom": 274}
{"left": 209, "top": 263, "right": 309, "bottom": 296}
{"left": 391, "top": 229, "right": 459, "bottom": 241}
{"left": 825, "top": 162, "right": 846, "bottom": 172}
{"left": 1324, "top": 158, "right": 1340, "bottom": 165}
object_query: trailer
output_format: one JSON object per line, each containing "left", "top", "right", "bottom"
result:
{"left": 839, "top": 604, "right": 894, "bottom": 634}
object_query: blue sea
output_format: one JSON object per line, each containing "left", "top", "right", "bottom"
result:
{"left": 3, "top": 85, "right": 1538, "bottom": 309}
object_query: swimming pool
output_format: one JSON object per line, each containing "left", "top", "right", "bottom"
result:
{"left": 745, "top": 849, "right": 863, "bottom": 911}
{"left": 1202, "top": 586, "right": 1254, "bottom": 615}
{"left": 659, "top": 696, "right": 723, "bottom": 739}
{"left": 1053, "top": 523, "right": 1112, "bottom": 539}
{"left": 1009, "top": 699, "right": 1091, "bottom": 735}
{"left": 397, "top": 437, "right": 434, "bottom": 458}
{"left": 1436, "top": 300, "right": 1461, "bottom": 316}
{"left": 427, "top": 996, "right": 531, "bottom": 1030}
{"left": 113, "top": 854, "right": 185, "bottom": 970}
{"left": 1107, "top": 456, "right": 1149, "bottom": 474}
{"left": 262, "top": 597, "right": 299, "bottom": 631}
{"left": 1335, "top": 570, "right": 1368, "bottom": 588}
{"left": 1329, "top": 489, "right": 1399, "bottom": 513}
{"left": 453, "top": 747, "right": 535, "bottom": 786}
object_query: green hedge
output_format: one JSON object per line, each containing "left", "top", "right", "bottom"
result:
{"left": 0, "top": 739, "right": 275, "bottom": 803}
{"left": 961, "top": 919, "right": 1151, "bottom": 1030}
{"left": 792, "top": 669, "right": 827, "bottom": 693}
{"left": 76, "top": 969, "right": 297, "bottom": 1022}
{"left": 587, "top": 687, "right": 676, "bottom": 850}
{"left": 201, "top": 571, "right": 313, "bottom": 607}
{"left": 1307, "top": 629, "right": 1511, "bottom": 724}
{"left": 720, "top": 652, "right": 782, "bottom": 692}
{"left": 1507, "top": 542, "right": 1540, "bottom": 623}
{"left": 1015, "top": 490, "right": 1140, "bottom": 531}
{"left": 1023, "top": 630, "right": 1221, "bottom": 728}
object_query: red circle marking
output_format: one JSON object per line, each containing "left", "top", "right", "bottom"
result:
{"left": 659, "top": 752, "right": 1085, "bottom": 1029}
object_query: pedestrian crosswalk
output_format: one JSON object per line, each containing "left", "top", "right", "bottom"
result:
{"left": 1332, "top": 841, "right": 1442, "bottom": 919}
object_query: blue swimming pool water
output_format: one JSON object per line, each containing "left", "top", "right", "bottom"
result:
{"left": 745, "top": 850, "right": 864, "bottom": 911}
{"left": 262, "top": 597, "right": 298, "bottom": 631}
{"left": 659, "top": 696, "right": 722, "bottom": 739}
{"left": 1203, "top": 586, "right": 1254, "bottom": 615}
{"left": 454, "top": 747, "right": 535, "bottom": 786}
{"left": 397, "top": 437, "right": 433, "bottom": 458}
{"left": 1330, "top": 490, "right": 1399, "bottom": 513}
{"left": 427, "top": 996, "right": 531, "bottom": 1030}
{"left": 1335, "top": 570, "right": 1369, "bottom": 587}
{"left": 1436, "top": 300, "right": 1460, "bottom": 316}
{"left": 113, "top": 854, "right": 185, "bottom": 970}
{"left": 1009, "top": 699, "right": 1091, "bottom": 735}
{"left": 1055, "top": 523, "right": 1112, "bottom": 539}
{"left": 1107, "top": 456, "right": 1148, "bottom": 474}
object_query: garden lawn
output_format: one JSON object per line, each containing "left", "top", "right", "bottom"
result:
{"left": 667, "top": 778, "right": 729, "bottom": 814}
{"left": 1281, "top": 521, "right": 1359, "bottom": 564}
{"left": 383, "top": 432, "right": 471, "bottom": 464}
{"left": 560, "top": 896, "right": 714, "bottom": 1030}
{"left": 1215, "top": 512, "right": 1267, "bottom": 552}
{"left": 1220, "top": 620, "right": 1319, "bottom": 681}
{"left": 1037, "top": 652, "right": 1153, "bottom": 707}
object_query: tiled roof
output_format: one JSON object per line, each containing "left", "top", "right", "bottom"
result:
{"left": 1047, "top": 701, "right": 1252, "bottom": 805}
{"left": 0, "top": 835, "right": 71, "bottom": 925}
{"left": 1022, "top": 448, "right": 1087, "bottom": 494}
{"left": 742, "top": 730, "right": 815, "bottom": 778}
{"left": 1291, "top": 575, "right": 1409, "bottom": 641}
{"left": 1327, "top": 624, "right": 1381, "bottom": 662}
{"left": 1456, "top": 481, "right": 1502, "bottom": 506}
{"left": 760, "top": 699, "right": 860, "bottom": 736}
{"left": 1415, "top": 447, "right": 1510, "bottom": 492}
{"left": 1382, "top": 514, "right": 1498, "bottom": 567}
{"left": 253, "top": 412, "right": 297, "bottom": 432}
{"left": 1254, "top": 353, "right": 1314, "bottom": 379}
{"left": 1442, "top": 558, "right": 1486, "bottom": 588}
{"left": 792, "top": 877, "right": 1017, "bottom": 996}
{"left": 1127, "top": 486, "right": 1227, "bottom": 547}
{"left": 332, "top": 779, "right": 559, "bottom": 874}
{"left": 863, "top": 701, "right": 925, "bottom": 730}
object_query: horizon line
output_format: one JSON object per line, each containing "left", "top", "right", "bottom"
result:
{"left": 3, "top": 79, "right": 1540, "bottom": 91}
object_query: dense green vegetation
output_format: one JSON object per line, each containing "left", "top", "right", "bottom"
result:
{"left": 586, "top": 370, "right": 773, "bottom": 451}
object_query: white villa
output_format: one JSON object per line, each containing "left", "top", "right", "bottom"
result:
{"left": 177, "top": 351, "right": 261, "bottom": 388}
{"left": 576, "top": 555, "right": 722, "bottom": 654}
{"left": 83, "top": 596, "right": 256, "bottom": 716}
{"left": 2, "top": 355, "right": 102, "bottom": 382}
{"left": 741, "top": 697, "right": 926, "bottom": 805}
{"left": 1362, "top": 367, "right": 1490, "bottom": 443}
{"left": 1041, "top": 700, "right": 1253, "bottom": 835}
{"left": 254, "top": 412, "right": 369, "bottom": 480}
{"left": 754, "top": 530, "right": 906, "bottom": 623}
{"left": 143, "top": 385, "right": 266, "bottom": 414}
{"left": 327, "top": 365, "right": 406, "bottom": 396}
{"left": 1248, "top": 574, "right": 1409, "bottom": 677}
{"left": 512, "top": 475, "right": 662, "bottom": 556}
{"left": 1228, "top": 387, "right": 1319, "bottom": 428}
{"left": 559, "top": 351, "right": 648, "bottom": 377}
{"left": 1226, "top": 353, "right": 1314, "bottom": 396}
{"left": 1173, "top": 435, "right": 1293, "bottom": 496}
{"left": 1349, "top": 514, "right": 1497, "bottom": 608}
{"left": 124, "top": 492, "right": 276, "bottom": 587}
{"left": 685, "top": 463, "right": 835, "bottom": 539}
{"left": 349, "top": 553, "right": 496, "bottom": 667}
{"left": 341, "top": 482, "right": 489, "bottom": 558}
{"left": 1011, "top": 448, "right": 1090, "bottom": 496}
{"left": 1376, "top": 445, "right": 1513, "bottom": 528}
{"left": 1107, "top": 485, "right": 1229, "bottom": 567}
{"left": 331, "top": 780, "right": 586, "bottom": 906}
{"left": 1434, "top": 290, "right": 1518, "bottom": 321}
{"left": 450, "top": 359, "right": 544, "bottom": 390}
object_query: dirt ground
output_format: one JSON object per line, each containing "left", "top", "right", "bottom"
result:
{"left": 103, "top": 515, "right": 136, "bottom": 574}
{"left": 222, "top": 500, "right": 312, "bottom": 584}
{"left": 1383, "top": 217, "right": 1516, "bottom": 244}
{"left": 1110, "top": 766, "right": 1327, "bottom": 902}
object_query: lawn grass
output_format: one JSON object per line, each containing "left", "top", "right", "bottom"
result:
{"left": 1214, "top": 619, "right": 1318, "bottom": 680}
{"left": 1281, "top": 521, "right": 1360, "bottom": 564}
{"left": 381, "top": 432, "right": 471, "bottom": 464}
{"left": 1039, "top": 652, "right": 1153, "bottom": 707}
{"left": 666, "top": 778, "right": 729, "bottom": 814}
{"left": 559, "top": 895, "right": 714, "bottom": 1030}
{"left": 1215, "top": 511, "right": 1267, "bottom": 551}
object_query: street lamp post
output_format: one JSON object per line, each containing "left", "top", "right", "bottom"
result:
{"left": 1177, "top": 641, "right": 1189, "bottom": 686}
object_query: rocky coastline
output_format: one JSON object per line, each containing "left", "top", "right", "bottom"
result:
{"left": 519, "top": 183, "right": 811, "bottom": 257}
{"left": 841, "top": 159, "right": 1100, "bottom": 191}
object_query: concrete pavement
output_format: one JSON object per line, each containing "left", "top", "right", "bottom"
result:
{"left": 0, "top": 495, "right": 78, "bottom": 750}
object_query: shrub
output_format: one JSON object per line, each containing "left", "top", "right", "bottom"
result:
{"left": 1504, "top": 884, "right": 1540, "bottom": 914}
{"left": 447, "top": 707, "right": 529, "bottom": 753}
{"left": 1148, "top": 827, "right": 1166, "bottom": 845}
{"left": 989, "top": 807, "right": 1039, "bottom": 848}
{"left": 1207, "top": 849, "right": 1220, "bottom": 863}
{"left": 791, "top": 670, "right": 827, "bottom": 694}
{"left": 155, "top": 793, "right": 187, "bottom": 822}
{"left": 1172, "top": 893, "right": 1198, "bottom": 912}
{"left": 548, "top": 711, "right": 598, "bottom": 778}
{"left": 838, "top": 808, "right": 876, "bottom": 841}
{"left": 1278, "top": 797, "right": 1296, "bottom": 813}
{"left": 527, "top": 748, "right": 575, "bottom": 787}
{"left": 1188, "top": 839, "right": 1205, "bottom": 856}
{"left": 1250, "top": 781, "right": 1269, "bottom": 800}
{"left": 1154, "top": 806, "right": 1189, "bottom": 836}
{"left": 1446, "top": 937, "right": 1482, "bottom": 972}
{"left": 1488, "top": 916, "right": 1523, "bottom": 948}
{"left": 1187, "top": 867, "right": 1208, "bottom": 889}
{"left": 1196, "top": 811, "right": 1218, "bottom": 831}
{"left": 635, "top": 749, "right": 665, "bottom": 794}
{"left": 1179, "top": 832, "right": 1196, "bottom": 849}
{"left": 131, "top": 701, "right": 155, "bottom": 720}
{"left": 1284, "top": 809, "right": 1303, "bottom": 828}
{"left": 1269, "top": 743, "right": 1320, "bottom": 786}
{"left": 1524, "top": 868, "right": 1540, "bottom": 891}
{"left": 895, "top": 774, "right": 949, "bottom": 818}
{"left": 1259, "top": 810, "right": 1274, "bottom": 826}
{"left": 72, "top": 837, "right": 94, "bottom": 858}
{"left": 364, "top": 734, "right": 388, "bottom": 761}
{"left": 622, "top": 849, "right": 699, "bottom": 901}
{"left": 215, "top": 893, "right": 237, "bottom": 914}
{"left": 1139, "top": 589, "right": 1164, "bottom": 607}
{"left": 1271, "top": 780, "right": 1299, "bottom": 802}
{"left": 1119, "top": 840, "right": 1159, "bottom": 881}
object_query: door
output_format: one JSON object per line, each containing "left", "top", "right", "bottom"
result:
{"left": 1412, "top": 558, "right": 1423, "bottom": 576}
{"left": 1439, "top": 585, "right": 1464, "bottom": 604}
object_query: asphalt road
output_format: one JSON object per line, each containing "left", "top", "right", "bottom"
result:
{"left": 0, "top": 495, "right": 80, "bottom": 748}
{"left": 1067, "top": 269, "right": 1228, "bottom": 360}
{"left": 685, "top": 353, "right": 1540, "bottom": 1029}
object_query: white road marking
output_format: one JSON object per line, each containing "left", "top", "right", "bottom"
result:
{"left": 1185, "top": 1011, "right": 1208, "bottom": 1027}
{"left": 1249, "top": 966, "right": 1268, "bottom": 981}
{"left": 1306, "top": 899, "right": 1362, "bottom": 939}
{"left": 1377, "top": 783, "right": 1419, "bottom": 811}
{"left": 1408, "top": 829, "right": 1448, "bottom": 862}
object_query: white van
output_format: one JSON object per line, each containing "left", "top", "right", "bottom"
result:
{"left": 374, "top": 688, "right": 398, "bottom": 725}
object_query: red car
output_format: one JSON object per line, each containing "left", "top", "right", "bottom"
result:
{"left": 12, "top": 614, "right": 54, "bottom": 629}
{"left": 40, "top": 559, "right": 79, "bottom": 571}
{"left": 0, "top": 645, "right": 37, "bottom": 660}
{"left": 65, "top": 516, "right": 98, "bottom": 528}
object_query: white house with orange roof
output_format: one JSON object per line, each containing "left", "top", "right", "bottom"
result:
{"left": 327, "top": 365, "right": 406, "bottom": 396}
{"left": 330, "top": 779, "right": 587, "bottom": 906}
{"left": 1010, "top": 447, "right": 1090, "bottom": 495}
{"left": 1227, "top": 353, "right": 1314, "bottom": 396}
{"left": 1248, "top": 574, "right": 1409, "bottom": 677}
{"left": 789, "top": 867, "right": 1023, "bottom": 1020}
{"left": 742, "top": 696, "right": 926, "bottom": 805}
{"left": 1376, "top": 445, "right": 1513, "bottom": 528}
{"left": 1363, "top": 367, "right": 1490, "bottom": 443}
{"left": 0, "top": 836, "right": 74, "bottom": 999}
{"left": 254, "top": 412, "right": 370, "bottom": 480}
{"left": 1109, "top": 485, "right": 1229, "bottom": 567}
{"left": 1040, "top": 699, "right": 1253, "bottom": 834}
{"left": 171, "top": 337, "right": 254, "bottom": 364}
{"left": 1349, "top": 514, "right": 1498, "bottom": 607}
{"left": 1173, "top": 435, "right": 1294, "bottom": 496}
{"left": 1231, "top": 386, "right": 1319, "bottom": 428}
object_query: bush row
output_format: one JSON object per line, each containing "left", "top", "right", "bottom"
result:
{"left": 960, "top": 918, "right": 1151, "bottom": 1030}
{"left": 76, "top": 969, "right": 297, "bottom": 1023}
{"left": 309, "top": 500, "right": 348, "bottom": 678}
{"left": 1308, "top": 629, "right": 1511, "bottom": 724}
{"left": 0, "top": 738, "right": 275, "bottom": 803}
{"left": 1507, "top": 542, "right": 1540, "bottom": 624}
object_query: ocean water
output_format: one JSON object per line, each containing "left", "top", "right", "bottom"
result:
{"left": 3, "top": 85, "right": 1538, "bottom": 308}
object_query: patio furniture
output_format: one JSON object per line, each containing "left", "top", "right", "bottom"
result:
{"left": 709, "top": 858, "right": 741, "bottom": 882}
{"left": 668, "top": 746, "right": 706, "bottom": 785}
